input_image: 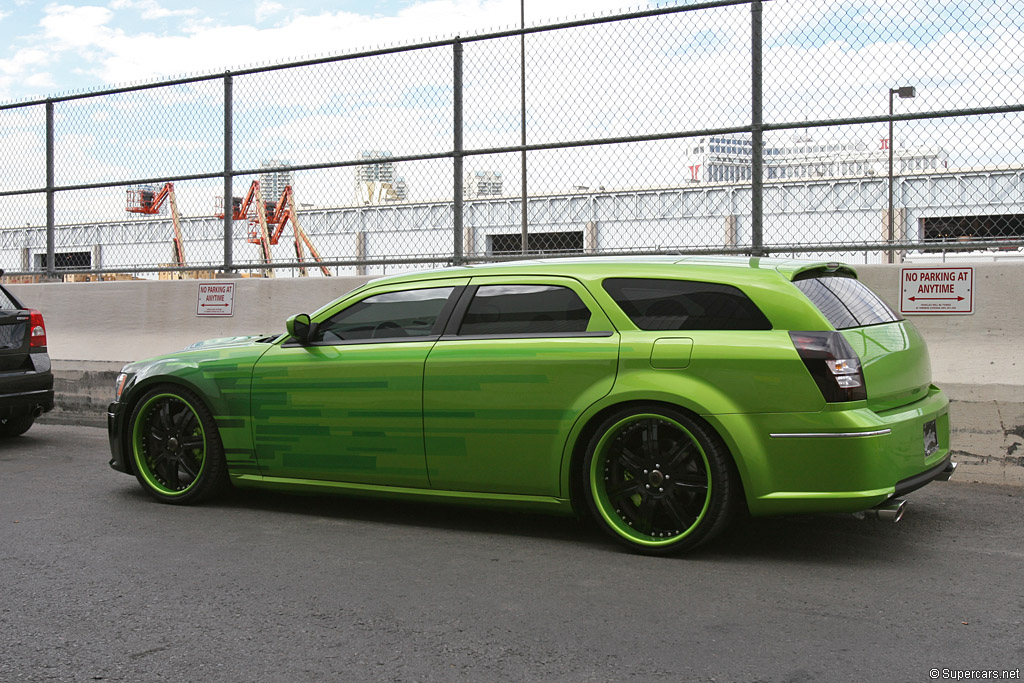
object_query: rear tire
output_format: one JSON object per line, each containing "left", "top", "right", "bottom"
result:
{"left": 128, "top": 385, "right": 229, "bottom": 504}
{"left": 0, "top": 410, "right": 35, "bottom": 438}
{"left": 583, "top": 404, "right": 738, "bottom": 555}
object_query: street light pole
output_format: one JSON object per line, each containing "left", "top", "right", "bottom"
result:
{"left": 888, "top": 85, "right": 916, "bottom": 264}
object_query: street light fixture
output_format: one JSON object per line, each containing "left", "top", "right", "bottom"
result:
{"left": 888, "top": 85, "right": 916, "bottom": 263}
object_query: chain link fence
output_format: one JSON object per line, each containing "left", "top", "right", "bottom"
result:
{"left": 1, "top": 0, "right": 1022, "bottom": 280}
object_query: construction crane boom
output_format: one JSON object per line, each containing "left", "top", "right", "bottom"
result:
{"left": 126, "top": 183, "right": 185, "bottom": 267}
{"left": 251, "top": 184, "right": 275, "bottom": 278}
{"left": 218, "top": 181, "right": 330, "bottom": 277}
{"left": 284, "top": 190, "right": 331, "bottom": 277}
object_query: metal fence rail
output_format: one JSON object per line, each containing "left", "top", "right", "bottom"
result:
{"left": 1, "top": 0, "right": 1022, "bottom": 279}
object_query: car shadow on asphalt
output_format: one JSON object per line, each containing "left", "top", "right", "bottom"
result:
{"left": 220, "top": 485, "right": 609, "bottom": 546}
{"left": 703, "top": 512, "right": 920, "bottom": 565}
{"left": 112, "top": 483, "right": 927, "bottom": 564}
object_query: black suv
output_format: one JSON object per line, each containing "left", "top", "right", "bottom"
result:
{"left": 0, "top": 280, "right": 53, "bottom": 437}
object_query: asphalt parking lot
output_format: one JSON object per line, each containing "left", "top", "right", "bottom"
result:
{"left": 1, "top": 424, "right": 1021, "bottom": 682}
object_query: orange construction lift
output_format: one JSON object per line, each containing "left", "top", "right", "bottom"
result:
{"left": 126, "top": 183, "right": 186, "bottom": 266}
{"left": 218, "top": 181, "right": 330, "bottom": 277}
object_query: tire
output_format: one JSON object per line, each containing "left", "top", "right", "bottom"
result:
{"left": 128, "top": 385, "right": 229, "bottom": 504}
{"left": 0, "top": 410, "right": 35, "bottom": 438}
{"left": 583, "top": 404, "right": 739, "bottom": 555}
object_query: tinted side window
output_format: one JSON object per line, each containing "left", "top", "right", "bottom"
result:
{"left": 793, "top": 276, "right": 900, "bottom": 330}
{"left": 316, "top": 287, "right": 454, "bottom": 342}
{"left": 458, "top": 285, "right": 591, "bottom": 336}
{"left": 603, "top": 278, "right": 772, "bottom": 331}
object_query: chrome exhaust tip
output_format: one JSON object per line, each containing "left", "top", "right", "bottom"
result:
{"left": 864, "top": 498, "right": 907, "bottom": 523}
{"left": 32, "top": 405, "right": 44, "bottom": 418}
{"left": 935, "top": 460, "right": 957, "bottom": 482}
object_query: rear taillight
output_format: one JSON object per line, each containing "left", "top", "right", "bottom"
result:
{"left": 790, "top": 330, "right": 867, "bottom": 402}
{"left": 28, "top": 309, "right": 47, "bottom": 348}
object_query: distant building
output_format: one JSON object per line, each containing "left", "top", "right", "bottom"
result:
{"left": 683, "top": 136, "right": 755, "bottom": 183}
{"left": 464, "top": 170, "right": 504, "bottom": 198}
{"left": 392, "top": 176, "right": 408, "bottom": 201}
{"left": 356, "top": 151, "right": 404, "bottom": 204}
{"left": 259, "top": 159, "right": 293, "bottom": 198}
{"left": 682, "top": 135, "right": 947, "bottom": 183}
{"left": 355, "top": 150, "right": 396, "bottom": 183}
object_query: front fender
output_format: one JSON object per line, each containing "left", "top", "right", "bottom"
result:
{"left": 117, "top": 344, "right": 272, "bottom": 476}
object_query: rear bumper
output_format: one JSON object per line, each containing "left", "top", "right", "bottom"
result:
{"left": 0, "top": 363, "right": 54, "bottom": 414}
{"left": 711, "top": 385, "right": 953, "bottom": 516}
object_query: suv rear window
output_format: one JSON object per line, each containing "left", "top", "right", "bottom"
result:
{"left": 793, "top": 276, "right": 900, "bottom": 330}
{"left": 0, "top": 287, "right": 20, "bottom": 311}
{"left": 603, "top": 278, "right": 772, "bottom": 331}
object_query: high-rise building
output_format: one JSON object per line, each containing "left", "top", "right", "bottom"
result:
{"left": 355, "top": 150, "right": 396, "bottom": 183}
{"left": 259, "top": 159, "right": 293, "bottom": 198}
{"left": 356, "top": 151, "right": 404, "bottom": 203}
{"left": 392, "top": 176, "right": 408, "bottom": 201}
{"left": 464, "top": 170, "right": 503, "bottom": 198}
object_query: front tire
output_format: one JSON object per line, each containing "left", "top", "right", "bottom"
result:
{"left": 128, "top": 385, "right": 228, "bottom": 504}
{"left": 583, "top": 405, "right": 738, "bottom": 555}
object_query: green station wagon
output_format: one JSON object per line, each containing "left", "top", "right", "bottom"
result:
{"left": 107, "top": 257, "right": 955, "bottom": 554}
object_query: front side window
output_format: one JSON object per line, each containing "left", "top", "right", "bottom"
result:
{"left": 603, "top": 278, "right": 772, "bottom": 331}
{"left": 316, "top": 287, "right": 454, "bottom": 342}
{"left": 458, "top": 285, "right": 591, "bottom": 336}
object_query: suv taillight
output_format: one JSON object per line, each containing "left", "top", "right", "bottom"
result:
{"left": 28, "top": 309, "right": 47, "bottom": 348}
{"left": 790, "top": 330, "right": 867, "bottom": 402}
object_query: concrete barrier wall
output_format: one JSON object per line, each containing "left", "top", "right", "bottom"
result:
{"left": 9, "top": 263, "right": 1022, "bottom": 486}
{"left": 855, "top": 265, "right": 1023, "bottom": 486}
{"left": 16, "top": 276, "right": 374, "bottom": 363}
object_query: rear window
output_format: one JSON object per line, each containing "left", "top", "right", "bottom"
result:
{"left": 603, "top": 278, "right": 772, "bottom": 331}
{"left": 793, "top": 276, "right": 900, "bottom": 330}
{"left": 0, "top": 287, "right": 20, "bottom": 311}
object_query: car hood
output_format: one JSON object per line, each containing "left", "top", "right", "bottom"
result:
{"left": 183, "top": 334, "right": 280, "bottom": 351}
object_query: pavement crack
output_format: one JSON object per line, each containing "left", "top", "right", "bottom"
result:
{"left": 129, "top": 645, "right": 170, "bottom": 660}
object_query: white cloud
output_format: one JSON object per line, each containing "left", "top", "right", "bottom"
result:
{"left": 0, "top": 47, "right": 51, "bottom": 76}
{"left": 26, "top": 0, "right": 636, "bottom": 88}
{"left": 39, "top": 4, "right": 117, "bottom": 50}
{"left": 255, "top": 1, "right": 284, "bottom": 23}
{"left": 23, "top": 72, "right": 57, "bottom": 88}
{"left": 109, "top": 0, "right": 201, "bottom": 21}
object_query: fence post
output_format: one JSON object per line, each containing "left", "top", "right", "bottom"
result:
{"left": 750, "top": 0, "right": 764, "bottom": 257}
{"left": 452, "top": 37, "right": 464, "bottom": 265}
{"left": 520, "top": 9, "right": 528, "bottom": 255}
{"left": 45, "top": 100, "right": 56, "bottom": 279}
{"left": 223, "top": 72, "right": 234, "bottom": 273}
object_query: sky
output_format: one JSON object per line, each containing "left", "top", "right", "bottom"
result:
{"left": 1, "top": 0, "right": 1022, "bottom": 231}
{"left": 0, "top": 0, "right": 645, "bottom": 102}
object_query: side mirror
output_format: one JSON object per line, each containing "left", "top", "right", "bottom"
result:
{"left": 286, "top": 313, "right": 315, "bottom": 345}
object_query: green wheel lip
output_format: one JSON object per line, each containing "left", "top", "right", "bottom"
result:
{"left": 589, "top": 412, "right": 712, "bottom": 547}
{"left": 132, "top": 392, "right": 207, "bottom": 497}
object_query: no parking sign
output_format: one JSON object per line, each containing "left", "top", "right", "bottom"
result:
{"left": 900, "top": 267, "right": 973, "bottom": 315}
{"left": 196, "top": 282, "right": 234, "bottom": 316}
